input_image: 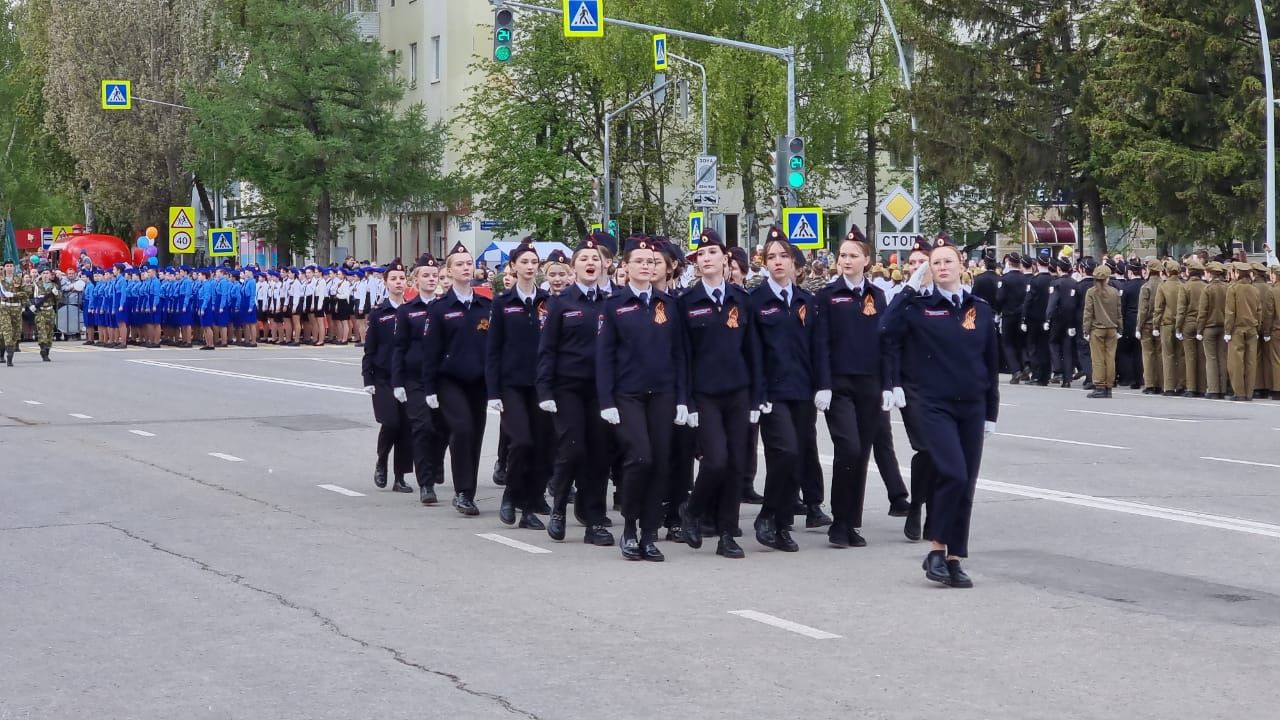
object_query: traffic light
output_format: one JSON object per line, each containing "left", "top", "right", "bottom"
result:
{"left": 784, "top": 136, "right": 806, "bottom": 190}
{"left": 494, "top": 8, "right": 515, "bottom": 63}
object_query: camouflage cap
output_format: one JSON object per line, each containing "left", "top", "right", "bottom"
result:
{"left": 1093, "top": 265, "right": 1112, "bottom": 280}
{"left": 1163, "top": 260, "right": 1180, "bottom": 273}
{"left": 1145, "top": 259, "right": 1162, "bottom": 272}
{"left": 1184, "top": 258, "right": 1204, "bottom": 271}
{"left": 1251, "top": 262, "right": 1268, "bottom": 273}
{"left": 1205, "top": 261, "right": 1225, "bottom": 274}
{"left": 1233, "top": 261, "right": 1253, "bottom": 273}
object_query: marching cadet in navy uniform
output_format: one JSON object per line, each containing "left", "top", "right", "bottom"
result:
{"left": 537, "top": 234, "right": 615, "bottom": 546}
{"left": 881, "top": 239, "right": 999, "bottom": 588}
{"left": 814, "top": 228, "right": 894, "bottom": 548}
{"left": 596, "top": 236, "right": 689, "bottom": 562}
{"left": 675, "top": 229, "right": 762, "bottom": 559}
{"left": 362, "top": 259, "right": 414, "bottom": 493}
{"left": 1021, "top": 250, "right": 1054, "bottom": 385}
{"left": 750, "top": 228, "right": 819, "bottom": 553}
{"left": 392, "top": 253, "right": 444, "bottom": 505}
{"left": 1045, "top": 258, "right": 1080, "bottom": 388}
{"left": 996, "top": 254, "right": 1028, "bottom": 381}
{"left": 486, "top": 239, "right": 551, "bottom": 531}
{"left": 422, "top": 242, "right": 493, "bottom": 515}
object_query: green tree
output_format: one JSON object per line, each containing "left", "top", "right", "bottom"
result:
{"left": 191, "top": 0, "right": 452, "bottom": 263}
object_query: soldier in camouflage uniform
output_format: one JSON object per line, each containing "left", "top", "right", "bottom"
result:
{"left": 31, "top": 267, "right": 62, "bottom": 362}
{"left": 0, "top": 259, "right": 29, "bottom": 366}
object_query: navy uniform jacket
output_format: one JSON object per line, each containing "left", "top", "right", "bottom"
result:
{"left": 972, "top": 272, "right": 999, "bottom": 308}
{"left": 1022, "top": 271, "right": 1053, "bottom": 324}
{"left": 536, "top": 284, "right": 604, "bottom": 403}
{"left": 361, "top": 299, "right": 399, "bottom": 386}
{"left": 486, "top": 286, "right": 550, "bottom": 399}
{"left": 749, "top": 282, "right": 817, "bottom": 403}
{"left": 880, "top": 290, "right": 1000, "bottom": 423}
{"left": 1045, "top": 275, "right": 1079, "bottom": 325}
{"left": 1121, "top": 277, "right": 1142, "bottom": 336}
{"left": 421, "top": 289, "right": 492, "bottom": 394}
{"left": 596, "top": 286, "right": 688, "bottom": 410}
{"left": 391, "top": 295, "right": 432, "bottom": 389}
{"left": 996, "top": 270, "right": 1027, "bottom": 321}
{"left": 678, "top": 282, "right": 763, "bottom": 409}
{"left": 814, "top": 277, "right": 886, "bottom": 390}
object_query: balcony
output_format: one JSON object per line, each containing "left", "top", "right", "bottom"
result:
{"left": 344, "top": 5, "right": 380, "bottom": 42}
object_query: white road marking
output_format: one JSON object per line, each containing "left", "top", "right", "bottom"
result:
{"left": 993, "top": 432, "right": 1127, "bottom": 450}
{"left": 728, "top": 610, "right": 841, "bottom": 640}
{"left": 318, "top": 484, "right": 366, "bottom": 497}
{"left": 476, "top": 533, "right": 552, "bottom": 554}
{"left": 1201, "top": 456, "right": 1280, "bottom": 470}
{"left": 23, "top": 400, "right": 42, "bottom": 405}
{"left": 310, "top": 358, "right": 360, "bottom": 366}
{"left": 1066, "top": 409, "right": 1199, "bottom": 424}
{"left": 129, "top": 430, "right": 156, "bottom": 437}
{"left": 68, "top": 413, "right": 93, "bottom": 419}
{"left": 127, "top": 359, "right": 366, "bottom": 395}
{"left": 208, "top": 452, "right": 244, "bottom": 462}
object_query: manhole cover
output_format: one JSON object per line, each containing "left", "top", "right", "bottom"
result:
{"left": 256, "top": 415, "right": 368, "bottom": 432}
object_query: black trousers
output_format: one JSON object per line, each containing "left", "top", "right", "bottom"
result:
{"left": 614, "top": 392, "right": 675, "bottom": 532}
{"left": 914, "top": 398, "right": 986, "bottom": 558}
{"left": 825, "top": 375, "right": 880, "bottom": 529}
{"left": 1025, "top": 322, "right": 1051, "bottom": 383}
{"left": 1049, "top": 322, "right": 1074, "bottom": 380}
{"left": 500, "top": 385, "right": 553, "bottom": 511}
{"left": 665, "top": 424, "right": 697, "bottom": 525}
{"left": 549, "top": 378, "right": 609, "bottom": 525}
{"left": 405, "top": 384, "right": 442, "bottom": 488}
{"left": 1116, "top": 333, "right": 1141, "bottom": 386}
{"left": 759, "top": 399, "right": 816, "bottom": 529}
{"left": 438, "top": 376, "right": 487, "bottom": 499}
{"left": 1074, "top": 330, "right": 1093, "bottom": 380}
{"left": 688, "top": 389, "right": 750, "bottom": 533}
{"left": 1000, "top": 318, "right": 1025, "bottom": 374}
{"left": 873, "top": 411, "right": 908, "bottom": 503}
{"left": 899, "top": 400, "right": 936, "bottom": 536}
{"left": 744, "top": 422, "right": 760, "bottom": 498}
{"left": 374, "top": 383, "right": 413, "bottom": 476}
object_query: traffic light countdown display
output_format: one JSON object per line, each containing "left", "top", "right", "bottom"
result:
{"left": 494, "top": 9, "right": 515, "bottom": 63}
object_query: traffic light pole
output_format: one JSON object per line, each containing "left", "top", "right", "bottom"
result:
{"left": 666, "top": 52, "right": 707, "bottom": 156}
{"left": 1253, "top": 0, "right": 1275, "bottom": 255}
{"left": 602, "top": 78, "right": 669, "bottom": 229}
{"left": 877, "top": 0, "right": 919, "bottom": 236}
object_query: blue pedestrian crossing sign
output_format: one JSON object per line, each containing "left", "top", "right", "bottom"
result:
{"left": 782, "top": 207, "right": 824, "bottom": 250}
{"left": 209, "top": 228, "right": 238, "bottom": 258}
{"left": 563, "top": 0, "right": 604, "bottom": 38}
{"left": 101, "top": 80, "right": 131, "bottom": 110}
{"left": 688, "top": 211, "right": 704, "bottom": 247}
{"left": 653, "top": 34, "right": 668, "bottom": 71}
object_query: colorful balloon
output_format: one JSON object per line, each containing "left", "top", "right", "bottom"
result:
{"left": 147, "top": 256, "right": 159, "bottom": 266}
{"left": 145, "top": 226, "right": 158, "bottom": 240}
{"left": 137, "top": 237, "right": 150, "bottom": 249}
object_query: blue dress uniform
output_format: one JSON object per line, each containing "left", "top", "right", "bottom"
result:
{"left": 81, "top": 274, "right": 96, "bottom": 339}
{"left": 422, "top": 253, "right": 492, "bottom": 515}
{"left": 391, "top": 254, "right": 445, "bottom": 501}
{"left": 750, "top": 271, "right": 819, "bottom": 552}
{"left": 814, "top": 269, "right": 890, "bottom": 547}
{"left": 881, "top": 272, "right": 999, "bottom": 586}
{"left": 536, "top": 243, "right": 614, "bottom": 546}
{"left": 362, "top": 262, "right": 414, "bottom": 493}
{"left": 596, "top": 239, "right": 688, "bottom": 561}
{"left": 486, "top": 243, "right": 553, "bottom": 528}
{"left": 676, "top": 246, "right": 763, "bottom": 558}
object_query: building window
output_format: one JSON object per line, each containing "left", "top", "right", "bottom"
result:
{"left": 368, "top": 224, "right": 378, "bottom": 261}
{"left": 387, "top": 50, "right": 397, "bottom": 81}
{"left": 409, "top": 43, "right": 418, "bottom": 87}
{"left": 431, "top": 36, "right": 441, "bottom": 83}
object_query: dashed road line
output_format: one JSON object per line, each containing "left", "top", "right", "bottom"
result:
{"left": 23, "top": 400, "right": 42, "bottom": 405}
{"left": 1201, "top": 456, "right": 1280, "bottom": 470}
{"left": 1066, "top": 409, "right": 1199, "bottom": 424}
{"left": 129, "top": 430, "right": 156, "bottom": 437}
{"left": 69, "top": 413, "right": 94, "bottom": 419}
{"left": 728, "top": 610, "right": 841, "bottom": 640}
{"left": 476, "top": 533, "right": 553, "bottom": 554}
{"left": 208, "top": 452, "right": 244, "bottom": 462}
{"left": 318, "top": 484, "right": 366, "bottom": 497}
{"left": 993, "top": 432, "right": 1127, "bottom": 450}
{"left": 127, "top": 359, "right": 366, "bottom": 395}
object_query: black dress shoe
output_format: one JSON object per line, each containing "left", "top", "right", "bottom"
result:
{"left": 1162, "top": 390, "right": 1178, "bottom": 397}
{"left": 547, "top": 513, "right": 567, "bottom": 541}
{"left": 716, "top": 533, "right": 745, "bottom": 559}
{"left": 453, "top": 494, "right": 479, "bottom": 516}
{"left": 491, "top": 461, "right": 507, "bottom": 487}
{"left": 499, "top": 495, "right": 517, "bottom": 526}
{"left": 374, "top": 468, "right": 388, "bottom": 489}
{"left": 1129, "top": 382, "right": 1142, "bottom": 390}
{"left": 584, "top": 525, "right": 615, "bottom": 546}
{"left": 1060, "top": 380, "right": 1071, "bottom": 389}
{"left": 1009, "top": 371, "right": 1021, "bottom": 385}
{"left": 531, "top": 495, "right": 552, "bottom": 515}
{"left": 620, "top": 535, "right": 642, "bottom": 561}
{"left": 1082, "top": 380, "right": 1094, "bottom": 390}
{"left": 665, "top": 524, "right": 686, "bottom": 544}
{"left": 773, "top": 528, "right": 800, "bottom": 552}
{"left": 600, "top": 515, "right": 613, "bottom": 528}
{"left": 805, "top": 504, "right": 833, "bottom": 528}
{"left": 827, "top": 523, "right": 850, "bottom": 548}
{"left": 1206, "top": 393, "right": 1224, "bottom": 400}
{"left": 640, "top": 534, "right": 665, "bottom": 562}
{"left": 1087, "top": 388, "right": 1110, "bottom": 399}
{"left": 392, "top": 476, "right": 413, "bottom": 493}
{"left": 679, "top": 501, "right": 702, "bottom": 549}
{"left": 419, "top": 485, "right": 438, "bottom": 505}
{"left": 518, "top": 512, "right": 545, "bottom": 530}
{"left": 887, "top": 499, "right": 910, "bottom": 517}
{"left": 792, "top": 499, "right": 808, "bottom": 515}
{"left": 923, "top": 550, "right": 951, "bottom": 586}
{"left": 847, "top": 528, "right": 867, "bottom": 547}
{"left": 754, "top": 515, "right": 778, "bottom": 548}
{"left": 946, "top": 559, "right": 973, "bottom": 588}
{"left": 904, "top": 508, "right": 922, "bottom": 542}
{"left": 741, "top": 486, "right": 765, "bottom": 504}
{"left": 1225, "top": 393, "right": 1238, "bottom": 402}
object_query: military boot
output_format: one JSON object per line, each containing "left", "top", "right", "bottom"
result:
{"left": 40, "top": 344, "right": 51, "bottom": 362}
{"left": 5, "top": 347, "right": 13, "bottom": 367}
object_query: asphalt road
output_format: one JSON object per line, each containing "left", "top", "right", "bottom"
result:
{"left": 3, "top": 342, "right": 1279, "bottom": 719}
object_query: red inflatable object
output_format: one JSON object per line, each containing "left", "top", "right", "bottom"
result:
{"left": 54, "top": 233, "right": 131, "bottom": 274}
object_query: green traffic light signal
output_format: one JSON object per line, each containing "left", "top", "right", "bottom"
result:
{"left": 788, "top": 171, "right": 805, "bottom": 189}
{"left": 495, "top": 46, "right": 511, "bottom": 62}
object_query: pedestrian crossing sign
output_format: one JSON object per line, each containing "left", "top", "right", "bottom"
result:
{"left": 209, "top": 228, "right": 238, "bottom": 257}
{"left": 653, "top": 34, "right": 668, "bottom": 71}
{"left": 52, "top": 226, "right": 74, "bottom": 243}
{"left": 169, "top": 206, "right": 195, "bottom": 230}
{"left": 101, "top": 80, "right": 131, "bottom": 110}
{"left": 590, "top": 222, "right": 603, "bottom": 234}
{"left": 688, "top": 211, "right": 704, "bottom": 247}
{"left": 563, "top": 0, "right": 604, "bottom": 38}
{"left": 783, "top": 207, "right": 824, "bottom": 250}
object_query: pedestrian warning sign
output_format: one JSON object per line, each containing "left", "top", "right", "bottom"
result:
{"left": 169, "top": 206, "right": 195, "bottom": 229}
{"left": 101, "top": 80, "right": 131, "bottom": 110}
{"left": 209, "top": 228, "right": 237, "bottom": 257}
{"left": 782, "top": 207, "right": 824, "bottom": 250}
{"left": 564, "top": 0, "right": 604, "bottom": 38}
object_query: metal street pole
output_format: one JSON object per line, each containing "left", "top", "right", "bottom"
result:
{"left": 877, "top": 0, "right": 920, "bottom": 236}
{"left": 603, "top": 76, "right": 669, "bottom": 229}
{"left": 666, "top": 52, "right": 707, "bottom": 155}
{"left": 1254, "top": 0, "right": 1275, "bottom": 254}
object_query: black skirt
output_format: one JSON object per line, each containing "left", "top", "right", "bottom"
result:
{"left": 371, "top": 383, "right": 401, "bottom": 428}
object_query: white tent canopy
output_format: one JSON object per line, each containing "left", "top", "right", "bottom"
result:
{"left": 478, "top": 241, "right": 572, "bottom": 268}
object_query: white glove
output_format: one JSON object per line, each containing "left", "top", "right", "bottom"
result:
{"left": 674, "top": 405, "right": 689, "bottom": 426}
{"left": 760, "top": 402, "right": 773, "bottom": 415}
{"left": 538, "top": 400, "right": 558, "bottom": 413}
{"left": 686, "top": 412, "right": 699, "bottom": 428}
{"left": 1134, "top": 331, "right": 1141, "bottom": 339}
{"left": 881, "top": 391, "right": 895, "bottom": 412}
{"left": 425, "top": 394, "right": 439, "bottom": 409}
{"left": 892, "top": 387, "right": 906, "bottom": 409}
{"left": 1152, "top": 329, "right": 1160, "bottom": 337}
{"left": 814, "top": 389, "right": 832, "bottom": 412}
{"left": 1020, "top": 323, "right": 1028, "bottom": 332}
{"left": 1067, "top": 328, "right": 1076, "bottom": 338}
{"left": 1266, "top": 337, "right": 1273, "bottom": 343}
{"left": 1042, "top": 322, "right": 1050, "bottom": 331}
{"left": 600, "top": 407, "right": 621, "bottom": 425}
{"left": 1084, "top": 334, "right": 1090, "bottom": 341}
{"left": 392, "top": 387, "right": 406, "bottom": 403}
{"left": 364, "top": 385, "right": 376, "bottom": 395}
{"left": 905, "top": 262, "right": 929, "bottom": 292}
{"left": 1224, "top": 335, "right": 1232, "bottom": 343}
{"left": 749, "top": 409, "right": 761, "bottom": 424}
{"left": 1176, "top": 332, "right": 1184, "bottom": 341}
{"left": 28, "top": 305, "right": 36, "bottom": 313}
{"left": 984, "top": 421, "right": 996, "bottom": 437}
{"left": 487, "top": 399, "right": 504, "bottom": 413}
{"left": 1196, "top": 334, "right": 1203, "bottom": 341}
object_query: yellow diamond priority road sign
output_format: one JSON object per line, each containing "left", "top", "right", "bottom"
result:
{"left": 878, "top": 185, "right": 918, "bottom": 231}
